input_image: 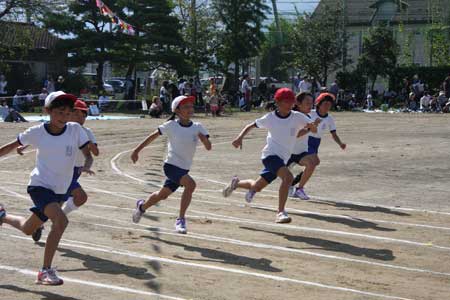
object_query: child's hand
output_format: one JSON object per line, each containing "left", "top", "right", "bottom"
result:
{"left": 307, "top": 123, "right": 318, "bottom": 133}
{"left": 16, "top": 145, "right": 29, "bottom": 155}
{"left": 340, "top": 143, "right": 347, "bottom": 150}
{"left": 232, "top": 137, "right": 243, "bottom": 149}
{"left": 131, "top": 150, "right": 139, "bottom": 164}
{"left": 80, "top": 167, "right": 95, "bottom": 176}
{"left": 314, "top": 118, "right": 322, "bottom": 126}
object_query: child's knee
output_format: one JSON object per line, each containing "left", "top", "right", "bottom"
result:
{"left": 185, "top": 179, "right": 196, "bottom": 192}
{"left": 75, "top": 192, "right": 88, "bottom": 206}
{"left": 282, "top": 172, "right": 294, "bottom": 185}
{"left": 52, "top": 215, "right": 69, "bottom": 232}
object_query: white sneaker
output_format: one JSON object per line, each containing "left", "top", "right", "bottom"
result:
{"left": 132, "top": 199, "right": 145, "bottom": 223}
{"left": 36, "top": 268, "right": 63, "bottom": 286}
{"left": 222, "top": 176, "right": 239, "bottom": 198}
{"left": 276, "top": 211, "right": 292, "bottom": 224}
{"left": 288, "top": 186, "right": 296, "bottom": 197}
{"left": 175, "top": 218, "right": 187, "bottom": 234}
{"left": 245, "top": 190, "right": 256, "bottom": 203}
{"left": 294, "top": 188, "right": 310, "bottom": 200}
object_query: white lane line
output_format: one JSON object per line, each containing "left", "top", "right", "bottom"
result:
{"left": 0, "top": 264, "right": 185, "bottom": 300}
{"left": 0, "top": 233, "right": 415, "bottom": 300}
{"left": 85, "top": 186, "right": 450, "bottom": 251}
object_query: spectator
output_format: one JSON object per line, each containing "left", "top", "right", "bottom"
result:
{"left": 194, "top": 76, "right": 203, "bottom": 106}
{"left": 444, "top": 74, "right": 450, "bottom": 98}
{"left": 420, "top": 91, "right": 432, "bottom": 111}
{"left": 26, "top": 90, "right": 33, "bottom": 108}
{"left": 0, "top": 101, "right": 8, "bottom": 120}
{"left": 210, "top": 91, "right": 219, "bottom": 117}
{"left": 258, "top": 79, "right": 268, "bottom": 104}
{"left": 209, "top": 78, "right": 216, "bottom": 96}
{"left": 89, "top": 102, "right": 100, "bottom": 116}
{"left": 293, "top": 73, "right": 301, "bottom": 94}
{"left": 38, "top": 88, "right": 48, "bottom": 106}
{"left": 44, "top": 75, "right": 55, "bottom": 93}
{"left": 443, "top": 98, "right": 450, "bottom": 113}
{"left": 0, "top": 74, "right": 7, "bottom": 96}
{"left": 55, "top": 75, "right": 65, "bottom": 91}
{"left": 329, "top": 80, "right": 339, "bottom": 97}
{"left": 298, "top": 76, "right": 312, "bottom": 94}
{"left": 437, "top": 91, "right": 448, "bottom": 111}
{"left": 184, "top": 80, "right": 193, "bottom": 96}
{"left": 160, "top": 80, "right": 170, "bottom": 114}
{"left": 149, "top": 96, "right": 163, "bottom": 118}
{"left": 12, "top": 89, "right": 25, "bottom": 112}
{"left": 1, "top": 101, "right": 27, "bottom": 122}
{"left": 366, "top": 94, "right": 374, "bottom": 110}
{"left": 178, "top": 78, "right": 186, "bottom": 95}
{"left": 98, "top": 90, "right": 110, "bottom": 111}
{"left": 168, "top": 81, "right": 180, "bottom": 100}
{"left": 269, "top": 84, "right": 277, "bottom": 101}
{"left": 411, "top": 74, "right": 424, "bottom": 98}
{"left": 241, "top": 74, "right": 252, "bottom": 111}
{"left": 408, "top": 92, "right": 417, "bottom": 111}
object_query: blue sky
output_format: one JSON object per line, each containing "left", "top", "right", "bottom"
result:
{"left": 269, "top": 0, "right": 319, "bottom": 19}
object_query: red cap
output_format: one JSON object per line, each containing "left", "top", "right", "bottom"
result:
{"left": 274, "top": 88, "right": 295, "bottom": 103}
{"left": 74, "top": 99, "right": 88, "bottom": 111}
{"left": 315, "top": 93, "right": 336, "bottom": 106}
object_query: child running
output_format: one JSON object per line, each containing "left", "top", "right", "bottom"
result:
{"left": 131, "top": 95, "right": 211, "bottom": 234}
{"left": 222, "top": 88, "right": 317, "bottom": 223}
{"left": 291, "top": 92, "right": 346, "bottom": 200}
{"left": 0, "top": 91, "right": 93, "bottom": 285}
{"left": 287, "top": 92, "right": 321, "bottom": 199}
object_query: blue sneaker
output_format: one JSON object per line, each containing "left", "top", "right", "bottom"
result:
{"left": 175, "top": 218, "right": 187, "bottom": 234}
{"left": 132, "top": 200, "right": 145, "bottom": 223}
{"left": 0, "top": 204, "right": 6, "bottom": 226}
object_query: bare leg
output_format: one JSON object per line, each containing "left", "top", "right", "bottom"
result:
{"left": 2, "top": 213, "right": 43, "bottom": 235}
{"left": 141, "top": 187, "right": 173, "bottom": 211}
{"left": 237, "top": 177, "right": 268, "bottom": 192}
{"left": 42, "top": 202, "right": 68, "bottom": 268}
{"left": 297, "top": 155, "right": 319, "bottom": 188}
{"left": 179, "top": 175, "right": 196, "bottom": 218}
{"left": 276, "top": 167, "right": 294, "bottom": 213}
{"left": 72, "top": 187, "right": 88, "bottom": 207}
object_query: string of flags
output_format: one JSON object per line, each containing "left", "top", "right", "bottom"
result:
{"left": 95, "top": 0, "right": 135, "bottom": 36}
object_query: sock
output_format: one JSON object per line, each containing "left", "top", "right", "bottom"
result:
{"left": 62, "top": 197, "right": 79, "bottom": 215}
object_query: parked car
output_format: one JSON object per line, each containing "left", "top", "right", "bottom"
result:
{"left": 105, "top": 80, "right": 125, "bottom": 93}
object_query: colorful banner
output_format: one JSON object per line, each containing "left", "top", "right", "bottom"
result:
{"left": 95, "top": 0, "right": 136, "bottom": 36}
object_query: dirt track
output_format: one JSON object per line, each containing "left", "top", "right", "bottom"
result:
{"left": 0, "top": 112, "right": 449, "bottom": 300}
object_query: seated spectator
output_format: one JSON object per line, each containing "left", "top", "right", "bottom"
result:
{"left": 149, "top": 96, "right": 163, "bottom": 118}
{"left": 0, "top": 102, "right": 9, "bottom": 120}
{"left": 443, "top": 99, "right": 450, "bottom": 113}
{"left": 437, "top": 91, "right": 448, "bottom": 111}
{"left": 98, "top": 90, "right": 110, "bottom": 111}
{"left": 0, "top": 101, "right": 27, "bottom": 122}
{"left": 38, "top": 88, "right": 48, "bottom": 106}
{"left": 420, "top": 92, "right": 432, "bottom": 111}
{"left": 89, "top": 102, "right": 100, "bottom": 116}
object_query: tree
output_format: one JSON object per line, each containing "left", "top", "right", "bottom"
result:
{"left": 42, "top": 0, "right": 121, "bottom": 92}
{"left": 114, "top": 0, "right": 190, "bottom": 77}
{"left": 357, "top": 25, "right": 399, "bottom": 91}
{"left": 287, "top": 4, "right": 345, "bottom": 86}
{"left": 212, "top": 0, "right": 269, "bottom": 91}
{"left": 260, "top": 19, "right": 292, "bottom": 81}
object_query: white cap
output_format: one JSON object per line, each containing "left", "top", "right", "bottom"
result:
{"left": 44, "top": 91, "right": 77, "bottom": 108}
{"left": 171, "top": 95, "right": 195, "bottom": 113}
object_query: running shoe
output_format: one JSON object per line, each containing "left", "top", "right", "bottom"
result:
{"left": 288, "top": 186, "right": 296, "bottom": 197}
{"left": 36, "top": 268, "right": 64, "bottom": 286}
{"left": 132, "top": 199, "right": 145, "bottom": 224}
{"left": 276, "top": 211, "right": 292, "bottom": 224}
{"left": 175, "top": 218, "right": 187, "bottom": 234}
{"left": 222, "top": 176, "right": 239, "bottom": 198}
{"left": 0, "top": 204, "right": 5, "bottom": 226}
{"left": 245, "top": 190, "right": 256, "bottom": 203}
{"left": 294, "top": 188, "right": 310, "bottom": 200}
{"left": 32, "top": 226, "right": 44, "bottom": 242}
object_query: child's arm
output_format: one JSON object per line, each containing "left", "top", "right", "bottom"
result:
{"left": 198, "top": 133, "right": 212, "bottom": 151}
{"left": 331, "top": 131, "right": 346, "bottom": 150}
{"left": 0, "top": 140, "right": 21, "bottom": 157}
{"left": 80, "top": 145, "right": 95, "bottom": 175}
{"left": 131, "top": 129, "right": 160, "bottom": 163}
{"left": 89, "top": 144, "right": 99, "bottom": 156}
{"left": 297, "top": 128, "right": 310, "bottom": 138}
{"left": 232, "top": 123, "right": 257, "bottom": 149}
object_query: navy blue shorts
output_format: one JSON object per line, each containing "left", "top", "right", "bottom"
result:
{"left": 27, "top": 186, "right": 66, "bottom": 222}
{"left": 308, "top": 137, "right": 321, "bottom": 154}
{"left": 260, "top": 155, "right": 286, "bottom": 184}
{"left": 163, "top": 163, "right": 189, "bottom": 192}
{"left": 64, "top": 167, "right": 83, "bottom": 200}
{"left": 287, "top": 152, "right": 309, "bottom": 167}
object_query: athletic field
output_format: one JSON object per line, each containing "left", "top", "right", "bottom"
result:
{"left": 0, "top": 112, "right": 449, "bottom": 300}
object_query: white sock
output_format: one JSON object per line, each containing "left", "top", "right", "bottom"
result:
{"left": 63, "top": 197, "right": 79, "bottom": 215}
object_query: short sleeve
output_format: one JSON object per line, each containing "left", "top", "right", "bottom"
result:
{"left": 197, "top": 123, "right": 209, "bottom": 138}
{"left": 85, "top": 128, "right": 97, "bottom": 144}
{"left": 76, "top": 125, "right": 90, "bottom": 149}
{"left": 158, "top": 121, "right": 173, "bottom": 136}
{"left": 328, "top": 117, "right": 337, "bottom": 132}
{"left": 255, "top": 113, "right": 271, "bottom": 129}
{"left": 294, "top": 112, "right": 309, "bottom": 129}
{"left": 18, "top": 125, "right": 41, "bottom": 147}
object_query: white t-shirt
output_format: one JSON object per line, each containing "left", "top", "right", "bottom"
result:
{"left": 255, "top": 111, "right": 311, "bottom": 163}
{"left": 298, "top": 80, "right": 312, "bottom": 93}
{"left": 293, "top": 112, "right": 312, "bottom": 154}
{"left": 309, "top": 111, "right": 336, "bottom": 139}
{"left": 241, "top": 80, "right": 251, "bottom": 93}
{"left": 18, "top": 122, "right": 89, "bottom": 194}
{"left": 75, "top": 127, "right": 97, "bottom": 167}
{"left": 158, "top": 120, "right": 209, "bottom": 170}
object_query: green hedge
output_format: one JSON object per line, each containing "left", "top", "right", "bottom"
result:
{"left": 389, "top": 66, "right": 450, "bottom": 92}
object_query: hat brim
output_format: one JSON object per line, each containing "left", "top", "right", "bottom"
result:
{"left": 54, "top": 93, "right": 78, "bottom": 103}
{"left": 179, "top": 96, "right": 195, "bottom": 106}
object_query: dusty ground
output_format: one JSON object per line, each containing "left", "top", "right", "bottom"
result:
{"left": 0, "top": 112, "right": 449, "bottom": 300}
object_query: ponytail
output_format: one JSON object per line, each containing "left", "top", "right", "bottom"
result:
{"left": 167, "top": 112, "right": 176, "bottom": 121}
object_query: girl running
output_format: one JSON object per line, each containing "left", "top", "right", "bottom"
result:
{"left": 287, "top": 92, "right": 321, "bottom": 199}
{"left": 222, "top": 88, "right": 317, "bottom": 223}
{"left": 0, "top": 91, "right": 93, "bottom": 285}
{"left": 293, "top": 92, "right": 346, "bottom": 200}
{"left": 131, "top": 95, "right": 211, "bottom": 234}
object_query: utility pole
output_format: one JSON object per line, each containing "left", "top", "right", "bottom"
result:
{"left": 342, "top": 0, "right": 348, "bottom": 71}
{"left": 271, "top": 0, "right": 282, "bottom": 44}
{"left": 191, "top": 0, "right": 199, "bottom": 76}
